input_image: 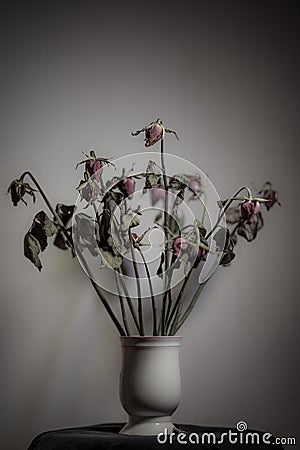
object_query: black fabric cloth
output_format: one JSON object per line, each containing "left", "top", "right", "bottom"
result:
{"left": 28, "top": 423, "right": 284, "bottom": 449}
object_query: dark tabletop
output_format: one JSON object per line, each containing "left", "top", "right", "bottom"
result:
{"left": 27, "top": 423, "right": 284, "bottom": 449}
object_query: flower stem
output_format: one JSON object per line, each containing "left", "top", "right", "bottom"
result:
{"left": 20, "top": 171, "right": 72, "bottom": 243}
{"left": 89, "top": 277, "right": 126, "bottom": 336}
{"left": 117, "top": 268, "right": 141, "bottom": 334}
{"left": 115, "top": 272, "right": 130, "bottom": 336}
{"left": 129, "top": 230, "right": 144, "bottom": 336}
{"left": 206, "top": 186, "right": 252, "bottom": 240}
{"left": 138, "top": 248, "right": 158, "bottom": 336}
{"left": 167, "top": 272, "right": 191, "bottom": 335}
{"left": 201, "top": 191, "right": 207, "bottom": 225}
{"left": 170, "top": 280, "right": 208, "bottom": 335}
{"left": 160, "top": 137, "right": 170, "bottom": 335}
{"left": 20, "top": 171, "right": 126, "bottom": 336}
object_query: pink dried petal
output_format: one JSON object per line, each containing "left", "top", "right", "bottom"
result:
{"left": 173, "top": 237, "right": 188, "bottom": 257}
{"left": 188, "top": 175, "right": 202, "bottom": 196}
{"left": 145, "top": 124, "right": 163, "bottom": 147}
{"left": 241, "top": 201, "right": 260, "bottom": 224}
{"left": 118, "top": 178, "right": 135, "bottom": 198}
{"left": 86, "top": 159, "right": 103, "bottom": 181}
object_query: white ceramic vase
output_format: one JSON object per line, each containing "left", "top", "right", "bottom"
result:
{"left": 119, "top": 336, "right": 182, "bottom": 436}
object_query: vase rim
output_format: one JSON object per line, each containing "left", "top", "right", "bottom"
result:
{"left": 120, "top": 335, "right": 182, "bottom": 347}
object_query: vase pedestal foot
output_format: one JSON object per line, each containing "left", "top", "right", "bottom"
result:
{"left": 119, "top": 415, "right": 174, "bottom": 436}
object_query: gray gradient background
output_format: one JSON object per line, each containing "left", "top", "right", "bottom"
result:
{"left": 1, "top": 1, "right": 299, "bottom": 449}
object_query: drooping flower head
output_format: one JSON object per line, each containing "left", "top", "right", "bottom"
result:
{"left": 132, "top": 118, "right": 179, "bottom": 147}
{"left": 118, "top": 178, "right": 135, "bottom": 198}
{"left": 85, "top": 158, "right": 103, "bottom": 181}
{"left": 186, "top": 174, "right": 202, "bottom": 199}
{"left": 241, "top": 200, "right": 260, "bottom": 224}
{"left": 76, "top": 150, "right": 114, "bottom": 181}
{"left": 145, "top": 120, "right": 164, "bottom": 147}
{"left": 172, "top": 236, "right": 189, "bottom": 257}
{"left": 7, "top": 179, "right": 36, "bottom": 206}
{"left": 258, "top": 182, "right": 281, "bottom": 211}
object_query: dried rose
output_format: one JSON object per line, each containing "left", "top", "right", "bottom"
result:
{"left": 132, "top": 118, "right": 178, "bottom": 147}
{"left": 7, "top": 179, "right": 36, "bottom": 206}
{"left": 259, "top": 183, "right": 281, "bottom": 210}
{"left": 145, "top": 122, "right": 163, "bottom": 147}
{"left": 76, "top": 151, "right": 114, "bottom": 181}
{"left": 85, "top": 158, "right": 103, "bottom": 181}
{"left": 241, "top": 200, "right": 260, "bottom": 224}
{"left": 187, "top": 174, "right": 202, "bottom": 198}
{"left": 172, "top": 237, "right": 189, "bottom": 257}
{"left": 118, "top": 178, "right": 135, "bottom": 198}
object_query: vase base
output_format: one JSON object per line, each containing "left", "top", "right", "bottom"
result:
{"left": 119, "top": 415, "right": 175, "bottom": 436}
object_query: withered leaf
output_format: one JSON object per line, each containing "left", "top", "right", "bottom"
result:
{"left": 23, "top": 211, "right": 58, "bottom": 270}
{"left": 24, "top": 233, "right": 42, "bottom": 271}
{"left": 237, "top": 212, "right": 264, "bottom": 242}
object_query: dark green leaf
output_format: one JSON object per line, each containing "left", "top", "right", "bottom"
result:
{"left": 24, "top": 233, "right": 42, "bottom": 271}
{"left": 214, "top": 227, "right": 235, "bottom": 266}
{"left": 220, "top": 249, "right": 236, "bottom": 265}
{"left": 55, "top": 204, "right": 75, "bottom": 226}
{"left": 168, "top": 214, "right": 180, "bottom": 235}
{"left": 144, "top": 173, "right": 162, "bottom": 190}
{"left": 35, "top": 211, "right": 58, "bottom": 237}
{"left": 143, "top": 160, "right": 162, "bottom": 191}
{"left": 23, "top": 211, "right": 59, "bottom": 270}
{"left": 53, "top": 231, "right": 69, "bottom": 250}
{"left": 169, "top": 174, "right": 189, "bottom": 190}
{"left": 237, "top": 212, "right": 264, "bottom": 242}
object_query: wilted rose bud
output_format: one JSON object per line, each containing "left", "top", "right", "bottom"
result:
{"left": 76, "top": 151, "right": 114, "bottom": 182}
{"left": 241, "top": 200, "right": 260, "bottom": 224}
{"left": 118, "top": 178, "right": 135, "bottom": 198}
{"left": 145, "top": 123, "right": 164, "bottom": 147}
{"left": 85, "top": 159, "right": 103, "bottom": 181}
{"left": 7, "top": 179, "right": 36, "bottom": 206}
{"left": 151, "top": 185, "right": 165, "bottom": 205}
{"left": 132, "top": 118, "right": 178, "bottom": 148}
{"left": 172, "top": 237, "right": 189, "bottom": 257}
{"left": 187, "top": 175, "right": 202, "bottom": 197}
{"left": 261, "top": 188, "right": 281, "bottom": 210}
